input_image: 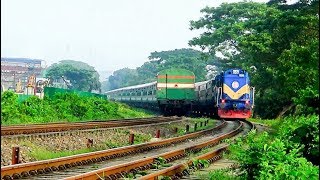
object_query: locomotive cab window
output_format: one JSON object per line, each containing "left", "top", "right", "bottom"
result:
{"left": 232, "top": 70, "right": 239, "bottom": 74}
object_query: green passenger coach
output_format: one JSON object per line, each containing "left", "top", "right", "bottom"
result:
{"left": 156, "top": 68, "right": 195, "bottom": 115}
{"left": 105, "top": 68, "right": 196, "bottom": 116}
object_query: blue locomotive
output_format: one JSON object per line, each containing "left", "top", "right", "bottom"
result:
{"left": 194, "top": 68, "right": 255, "bottom": 119}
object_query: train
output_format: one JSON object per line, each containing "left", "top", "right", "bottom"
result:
{"left": 105, "top": 68, "right": 255, "bottom": 119}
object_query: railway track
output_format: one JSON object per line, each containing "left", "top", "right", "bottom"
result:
{"left": 1, "top": 116, "right": 182, "bottom": 136}
{"left": 1, "top": 119, "right": 253, "bottom": 180}
{"left": 139, "top": 119, "right": 254, "bottom": 180}
{"left": 63, "top": 121, "right": 243, "bottom": 180}
{"left": 1, "top": 119, "right": 227, "bottom": 179}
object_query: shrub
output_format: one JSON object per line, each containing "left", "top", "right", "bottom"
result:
{"left": 229, "top": 130, "right": 319, "bottom": 179}
{"left": 1, "top": 91, "right": 20, "bottom": 123}
{"left": 1, "top": 92, "right": 151, "bottom": 125}
{"left": 272, "top": 115, "right": 319, "bottom": 165}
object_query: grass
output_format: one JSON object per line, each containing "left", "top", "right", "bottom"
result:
{"left": 195, "top": 169, "right": 240, "bottom": 180}
{"left": 248, "top": 117, "right": 279, "bottom": 126}
{"left": 133, "top": 133, "right": 152, "bottom": 145}
{"left": 116, "top": 103, "right": 154, "bottom": 118}
{"left": 21, "top": 140, "right": 96, "bottom": 160}
{"left": 190, "top": 118, "right": 215, "bottom": 132}
{"left": 176, "top": 118, "right": 216, "bottom": 136}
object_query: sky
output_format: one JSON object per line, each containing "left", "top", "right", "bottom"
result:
{"left": 2, "top": 0, "right": 271, "bottom": 73}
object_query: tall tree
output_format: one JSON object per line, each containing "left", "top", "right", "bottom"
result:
{"left": 45, "top": 60, "right": 101, "bottom": 92}
{"left": 189, "top": 1, "right": 319, "bottom": 118}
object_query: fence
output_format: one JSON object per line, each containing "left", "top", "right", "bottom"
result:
{"left": 17, "top": 94, "right": 33, "bottom": 103}
{"left": 43, "top": 87, "right": 107, "bottom": 99}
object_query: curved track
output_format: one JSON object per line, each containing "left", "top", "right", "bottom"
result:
{"left": 1, "top": 119, "right": 254, "bottom": 180}
{"left": 64, "top": 120, "right": 254, "bottom": 180}
{"left": 1, "top": 119, "right": 227, "bottom": 179}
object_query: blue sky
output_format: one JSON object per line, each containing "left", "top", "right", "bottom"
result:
{"left": 1, "top": 0, "right": 269, "bottom": 72}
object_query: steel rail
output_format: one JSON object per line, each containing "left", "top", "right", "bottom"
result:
{"left": 139, "top": 146, "right": 228, "bottom": 180}
{"left": 1, "top": 116, "right": 161, "bottom": 126}
{"left": 1, "top": 117, "right": 181, "bottom": 136}
{"left": 1, "top": 120, "right": 227, "bottom": 179}
{"left": 140, "top": 120, "right": 255, "bottom": 180}
{"left": 63, "top": 121, "right": 243, "bottom": 180}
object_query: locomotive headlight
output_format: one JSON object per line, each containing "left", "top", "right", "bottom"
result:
{"left": 232, "top": 81, "right": 239, "bottom": 89}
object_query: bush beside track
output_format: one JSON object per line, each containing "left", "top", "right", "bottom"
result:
{"left": 1, "top": 91, "right": 152, "bottom": 125}
{"left": 197, "top": 115, "right": 319, "bottom": 179}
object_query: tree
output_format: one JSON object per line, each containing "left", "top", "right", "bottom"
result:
{"left": 189, "top": 1, "right": 319, "bottom": 118}
{"left": 45, "top": 60, "right": 101, "bottom": 92}
{"left": 108, "top": 68, "right": 138, "bottom": 90}
{"left": 147, "top": 48, "right": 208, "bottom": 82}
{"left": 107, "top": 48, "right": 215, "bottom": 90}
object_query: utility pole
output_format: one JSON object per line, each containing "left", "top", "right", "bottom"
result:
{"left": 13, "top": 71, "right": 16, "bottom": 89}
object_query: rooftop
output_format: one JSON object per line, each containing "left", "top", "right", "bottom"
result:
{"left": 1, "top": 58, "right": 42, "bottom": 64}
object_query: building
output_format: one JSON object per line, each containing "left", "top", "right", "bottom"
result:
{"left": 1, "top": 58, "right": 45, "bottom": 91}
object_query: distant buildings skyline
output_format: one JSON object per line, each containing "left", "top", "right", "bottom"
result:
{"left": 1, "top": 57, "right": 45, "bottom": 91}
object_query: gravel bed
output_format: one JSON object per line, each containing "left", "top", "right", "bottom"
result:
{"left": 1, "top": 119, "right": 196, "bottom": 166}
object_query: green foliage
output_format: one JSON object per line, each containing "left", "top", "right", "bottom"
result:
{"left": 155, "top": 156, "right": 166, "bottom": 165}
{"left": 152, "top": 157, "right": 172, "bottom": 169}
{"left": 1, "top": 92, "right": 152, "bottom": 125}
{"left": 105, "top": 141, "right": 124, "bottom": 148}
{"left": 116, "top": 103, "right": 152, "bottom": 118}
{"left": 228, "top": 116, "right": 319, "bottom": 179}
{"left": 272, "top": 115, "right": 319, "bottom": 165}
{"left": 192, "top": 159, "right": 210, "bottom": 169}
{"left": 133, "top": 133, "right": 152, "bottom": 145}
{"left": 189, "top": 1, "right": 319, "bottom": 118}
{"left": 21, "top": 140, "right": 94, "bottom": 160}
{"left": 45, "top": 60, "right": 101, "bottom": 92}
{"left": 147, "top": 49, "right": 208, "bottom": 82}
{"left": 108, "top": 68, "right": 139, "bottom": 90}
{"left": 1, "top": 91, "right": 20, "bottom": 124}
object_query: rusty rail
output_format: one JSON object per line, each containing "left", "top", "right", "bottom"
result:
{"left": 141, "top": 120, "right": 255, "bottom": 180}
{"left": 1, "top": 116, "right": 181, "bottom": 136}
{"left": 139, "top": 146, "right": 228, "bottom": 180}
{"left": 63, "top": 121, "right": 243, "bottom": 180}
{"left": 1, "top": 120, "right": 227, "bottom": 179}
